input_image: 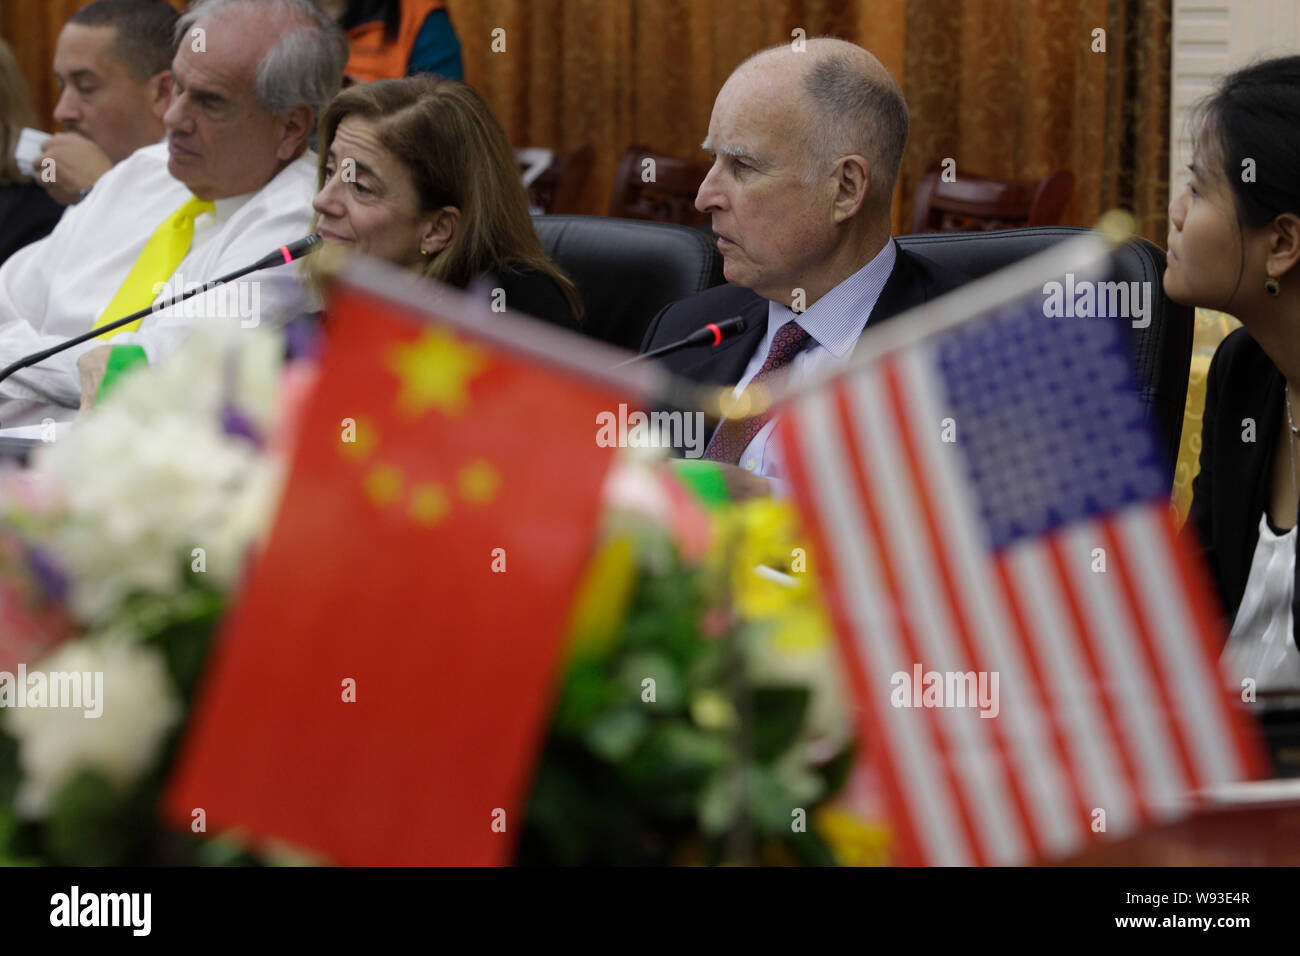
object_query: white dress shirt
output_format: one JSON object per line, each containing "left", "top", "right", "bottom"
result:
{"left": 1221, "top": 512, "right": 1300, "bottom": 691}
{"left": 724, "top": 239, "right": 897, "bottom": 481}
{"left": 0, "top": 141, "right": 318, "bottom": 421}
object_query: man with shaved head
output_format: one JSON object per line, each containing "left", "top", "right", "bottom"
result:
{"left": 0, "top": 0, "right": 347, "bottom": 424}
{"left": 41, "top": 0, "right": 179, "bottom": 206}
{"left": 640, "top": 38, "right": 966, "bottom": 483}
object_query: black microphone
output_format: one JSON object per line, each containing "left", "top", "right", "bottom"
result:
{"left": 246, "top": 233, "right": 323, "bottom": 271}
{"left": 0, "top": 234, "right": 323, "bottom": 394}
{"left": 614, "top": 315, "right": 748, "bottom": 368}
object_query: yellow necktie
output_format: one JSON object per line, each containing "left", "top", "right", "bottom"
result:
{"left": 93, "top": 195, "right": 216, "bottom": 340}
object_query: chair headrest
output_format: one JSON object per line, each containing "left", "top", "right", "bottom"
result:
{"left": 534, "top": 214, "right": 723, "bottom": 351}
{"left": 899, "top": 226, "right": 1193, "bottom": 484}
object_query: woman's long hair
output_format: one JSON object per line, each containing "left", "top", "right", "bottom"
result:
{"left": 0, "top": 38, "right": 38, "bottom": 187}
{"left": 317, "top": 75, "right": 581, "bottom": 315}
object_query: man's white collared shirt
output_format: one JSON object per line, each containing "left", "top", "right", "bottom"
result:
{"left": 724, "top": 239, "right": 897, "bottom": 480}
{"left": 0, "top": 140, "right": 318, "bottom": 416}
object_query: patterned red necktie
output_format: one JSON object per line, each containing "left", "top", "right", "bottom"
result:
{"left": 703, "top": 319, "right": 811, "bottom": 465}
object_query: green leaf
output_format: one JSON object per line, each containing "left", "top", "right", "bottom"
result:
{"left": 618, "top": 653, "right": 683, "bottom": 710}
{"left": 0, "top": 802, "right": 17, "bottom": 854}
{"left": 583, "top": 707, "right": 649, "bottom": 763}
{"left": 139, "top": 592, "right": 223, "bottom": 698}
{"left": 620, "top": 723, "right": 731, "bottom": 809}
{"left": 750, "top": 686, "right": 810, "bottom": 762}
{"left": 748, "top": 765, "right": 800, "bottom": 835}
{"left": 816, "top": 740, "right": 857, "bottom": 798}
{"left": 194, "top": 832, "right": 259, "bottom": 867}
{"left": 696, "top": 770, "right": 739, "bottom": 836}
{"left": 783, "top": 826, "right": 839, "bottom": 867}
{"left": 550, "top": 658, "right": 616, "bottom": 735}
{"left": 518, "top": 749, "right": 643, "bottom": 865}
{"left": 261, "top": 838, "right": 327, "bottom": 866}
{"left": 689, "top": 689, "right": 737, "bottom": 732}
{"left": 771, "top": 751, "right": 825, "bottom": 807}
{"left": 0, "top": 798, "right": 40, "bottom": 863}
{"left": 0, "top": 726, "right": 20, "bottom": 806}
{"left": 44, "top": 769, "right": 143, "bottom": 866}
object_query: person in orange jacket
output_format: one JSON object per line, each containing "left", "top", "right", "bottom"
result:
{"left": 333, "top": 0, "right": 464, "bottom": 85}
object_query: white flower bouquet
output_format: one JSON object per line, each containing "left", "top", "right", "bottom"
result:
{"left": 0, "top": 326, "right": 307, "bottom": 865}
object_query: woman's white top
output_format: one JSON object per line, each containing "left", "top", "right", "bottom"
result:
{"left": 1220, "top": 512, "right": 1300, "bottom": 691}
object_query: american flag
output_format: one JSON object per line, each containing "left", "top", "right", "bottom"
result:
{"left": 778, "top": 293, "right": 1267, "bottom": 866}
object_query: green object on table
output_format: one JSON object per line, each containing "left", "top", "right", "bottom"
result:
{"left": 673, "top": 459, "right": 731, "bottom": 510}
{"left": 95, "top": 344, "right": 149, "bottom": 404}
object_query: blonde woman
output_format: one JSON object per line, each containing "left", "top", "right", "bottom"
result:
{"left": 0, "top": 38, "right": 62, "bottom": 265}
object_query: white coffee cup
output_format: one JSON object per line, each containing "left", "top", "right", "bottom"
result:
{"left": 14, "top": 127, "right": 49, "bottom": 178}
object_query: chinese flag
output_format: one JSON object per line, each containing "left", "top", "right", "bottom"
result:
{"left": 164, "top": 266, "right": 633, "bottom": 865}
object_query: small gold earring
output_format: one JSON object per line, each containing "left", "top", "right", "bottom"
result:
{"left": 1266, "top": 275, "right": 1281, "bottom": 296}
{"left": 420, "top": 248, "right": 430, "bottom": 257}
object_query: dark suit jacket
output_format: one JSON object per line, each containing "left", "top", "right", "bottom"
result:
{"left": 1187, "top": 326, "right": 1300, "bottom": 649}
{"left": 0, "top": 181, "right": 63, "bottom": 268}
{"left": 639, "top": 240, "right": 968, "bottom": 386}
{"left": 487, "top": 263, "right": 581, "bottom": 334}
{"left": 284, "top": 263, "right": 582, "bottom": 361}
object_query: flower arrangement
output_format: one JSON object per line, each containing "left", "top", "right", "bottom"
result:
{"left": 0, "top": 326, "right": 291, "bottom": 865}
{"left": 0, "top": 328, "right": 873, "bottom": 866}
{"left": 517, "top": 458, "right": 860, "bottom": 866}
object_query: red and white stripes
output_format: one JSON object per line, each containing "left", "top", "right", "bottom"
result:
{"left": 778, "top": 346, "right": 1265, "bottom": 866}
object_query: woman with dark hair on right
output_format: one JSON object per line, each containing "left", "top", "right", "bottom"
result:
{"left": 0, "top": 38, "right": 63, "bottom": 267}
{"left": 1172, "top": 55, "right": 1300, "bottom": 691}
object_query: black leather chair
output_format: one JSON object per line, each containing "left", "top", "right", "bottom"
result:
{"left": 533, "top": 214, "right": 724, "bottom": 351}
{"left": 532, "top": 216, "right": 1190, "bottom": 482}
{"left": 897, "top": 227, "right": 1192, "bottom": 480}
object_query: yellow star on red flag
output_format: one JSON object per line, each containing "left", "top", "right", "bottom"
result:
{"left": 387, "top": 329, "right": 487, "bottom": 419}
{"left": 409, "top": 481, "right": 450, "bottom": 526}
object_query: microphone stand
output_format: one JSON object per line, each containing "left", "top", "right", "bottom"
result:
{"left": 0, "top": 236, "right": 322, "bottom": 394}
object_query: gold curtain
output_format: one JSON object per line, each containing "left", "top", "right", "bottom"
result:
{"left": 3, "top": 0, "right": 1170, "bottom": 239}
{"left": 901, "top": 0, "right": 1170, "bottom": 240}
{"left": 0, "top": 0, "right": 94, "bottom": 130}
{"left": 447, "top": 0, "right": 1170, "bottom": 239}
{"left": 0, "top": 0, "right": 186, "bottom": 135}
{"left": 447, "top": 0, "right": 909, "bottom": 218}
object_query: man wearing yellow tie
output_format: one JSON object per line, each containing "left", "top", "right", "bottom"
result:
{"left": 0, "top": 0, "right": 348, "bottom": 425}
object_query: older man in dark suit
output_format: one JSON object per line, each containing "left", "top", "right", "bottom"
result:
{"left": 640, "top": 38, "right": 966, "bottom": 484}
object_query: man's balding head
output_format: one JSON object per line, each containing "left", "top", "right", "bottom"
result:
{"left": 696, "top": 38, "right": 909, "bottom": 307}
{"left": 734, "top": 39, "right": 908, "bottom": 211}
